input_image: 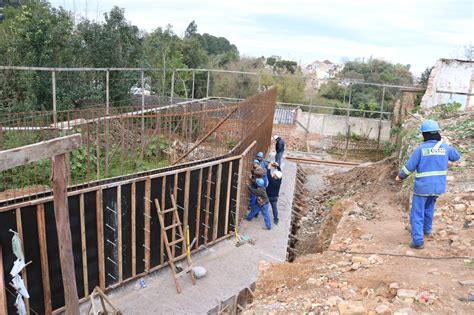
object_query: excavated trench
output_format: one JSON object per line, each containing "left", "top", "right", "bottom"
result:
{"left": 286, "top": 163, "right": 349, "bottom": 262}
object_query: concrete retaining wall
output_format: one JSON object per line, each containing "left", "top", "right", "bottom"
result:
{"left": 296, "top": 110, "right": 391, "bottom": 141}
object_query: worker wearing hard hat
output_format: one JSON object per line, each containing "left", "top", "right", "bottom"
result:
{"left": 273, "top": 135, "right": 285, "bottom": 166}
{"left": 396, "top": 120, "right": 461, "bottom": 249}
{"left": 266, "top": 162, "right": 283, "bottom": 225}
{"left": 246, "top": 178, "right": 272, "bottom": 230}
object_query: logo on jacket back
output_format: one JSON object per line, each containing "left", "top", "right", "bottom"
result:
{"left": 422, "top": 148, "right": 446, "bottom": 156}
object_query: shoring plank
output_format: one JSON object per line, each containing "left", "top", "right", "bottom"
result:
{"left": 131, "top": 182, "right": 136, "bottom": 277}
{"left": 117, "top": 185, "right": 123, "bottom": 282}
{"left": 183, "top": 171, "right": 190, "bottom": 244}
{"left": 0, "top": 245, "right": 7, "bottom": 315}
{"left": 15, "top": 208, "right": 30, "bottom": 314}
{"left": 144, "top": 178, "right": 151, "bottom": 271}
{"left": 172, "top": 174, "right": 178, "bottom": 257}
{"left": 224, "top": 161, "right": 233, "bottom": 235}
{"left": 195, "top": 169, "right": 203, "bottom": 248}
{"left": 36, "top": 204, "right": 52, "bottom": 314}
{"left": 160, "top": 177, "right": 166, "bottom": 265}
{"left": 204, "top": 168, "right": 212, "bottom": 245}
{"left": 0, "top": 134, "right": 81, "bottom": 172}
{"left": 79, "top": 194, "right": 89, "bottom": 296}
{"left": 96, "top": 189, "right": 105, "bottom": 289}
{"left": 212, "top": 164, "right": 222, "bottom": 241}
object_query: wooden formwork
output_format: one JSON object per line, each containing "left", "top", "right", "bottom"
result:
{"left": 0, "top": 88, "right": 276, "bottom": 314}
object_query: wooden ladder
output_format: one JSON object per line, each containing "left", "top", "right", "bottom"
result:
{"left": 154, "top": 194, "right": 196, "bottom": 293}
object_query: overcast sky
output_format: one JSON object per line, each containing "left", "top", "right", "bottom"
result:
{"left": 56, "top": 0, "right": 473, "bottom": 75}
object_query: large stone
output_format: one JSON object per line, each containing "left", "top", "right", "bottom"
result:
{"left": 337, "top": 301, "right": 366, "bottom": 315}
{"left": 375, "top": 304, "right": 392, "bottom": 314}
{"left": 360, "top": 233, "right": 373, "bottom": 241}
{"left": 397, "top": 289, "right": 417, "bottom": 299}
{"left": 459, "top": 280, "right": 474, "bottom": 286}
{"left": 368, "top": 254, "right": 384, "bottom": 265}
{"left": 352, "top": 256, "right": 370, "bottom": 265}
{"left": 324, "top": 295, "right": 343, "bottom": 307}
{"left": 454, "top": 204, "right": 466, "bottom": 211}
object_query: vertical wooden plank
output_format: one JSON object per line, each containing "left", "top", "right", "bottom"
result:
{"left": 51, "top": 154, "right": 80, "bottom": 315}
{"left": 212, "top": 164, "right": 222, "bottom": 241}
{"left": 183, "top": 171, "right": 190, "bottom": 240}
{"left": 195, "top": 169, "right": 203, "bottom": 248}
{"left": 144, "top": 178, "right": 151, "bottom": 271}
{"left": 96, "top": 189, "right": 105, "bottom": 289}
{"left": 204, "top": 168, "right": 212, "bottom": 245}
{"left": 37, "top": 204, "right": 52, "bottom": 314}
{"left": 171, "top": 174, "right": 178, "bottom": 257}
{"left": 0, "top": 245, "right": 9, "bottom": 315}
{"left": 15, "top": 208, "right": 30, "bottom": 314}
{"left": 235, "top": 157, "right": 244, "bottom": 228}
{"left": 131, "top": 182, "right": 136, "bottom": 277}
{"left": 79, "top": 194, "right": 89, "bottom": 296}
{"left": 160, "top": 177, "right": 166, "bottom": 264}
{"left": 224, "top": 161, "right": 233, "bottom": 235}
{"left": 117, "top": 185, "right": 123, "bottom": 282}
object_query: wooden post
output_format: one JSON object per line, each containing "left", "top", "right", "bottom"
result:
{"left": 79, "top": 194, "right": 89, "bottom": 296}
{"left": 212, "top": 164, "right": 222, "bottom": 241}
{"left": 15, "top": 208, "right": 30, "bottom": 314}
{"left": 131, "top": 182, "right": 137, "bottom": 276}
{"left": 51, "top": 154, "right": 80, "bottom": 315}
{"left": 0, "top": 245, "right": 8, "bottom": 315}
{"left": 96, "top": 189, "right": 105, "bottom": 289}
{"left": 144, "top": 178, "right": 151, "bottom": 271}
{"left": 224, "top": 161, "right": 233, "bottom": 235}
{"left": 37, "top": 204, "right": 52, "bottom": 314}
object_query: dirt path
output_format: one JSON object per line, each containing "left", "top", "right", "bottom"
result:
{"left": 245, "top": 159, "right": 474, "bottom": 314}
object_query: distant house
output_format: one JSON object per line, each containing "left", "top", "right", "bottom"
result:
{"left": 303, "top": 60, "right": 343, "bottom": 89}
{"left": 421, "top": 59, "right": 474, "bottom": 111}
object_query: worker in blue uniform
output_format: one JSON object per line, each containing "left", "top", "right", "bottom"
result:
{"left": 396, "top": 120, "right": 461, "bottom": 249}
{"left": 246, "top": 178, "right": 272, "bottom": 230}
{"left": 274, "top": 135, "right": 285, "bottom": 166}
{"left": 256, "top": 151, "right": 269, "bottom": 170}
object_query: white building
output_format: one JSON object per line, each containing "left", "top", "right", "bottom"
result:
{"left": 421, "top": 59, "right": 474, "bottom": 111}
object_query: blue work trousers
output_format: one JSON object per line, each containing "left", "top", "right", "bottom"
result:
{"left": 410, "top": 195, "right": 437, "bottom": 246}
{"left": 275, "top": 151, "right": 283, "bottom": 166}
{"left": 246, "top": 203, "right": 272, "bottom": 230}
{"left": 269, "top": 197, "right": 279, "bottom": 223}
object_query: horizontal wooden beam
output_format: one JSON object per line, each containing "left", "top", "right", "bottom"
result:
{"left": 0, "top": 134, "right": 82, "bottom": 171}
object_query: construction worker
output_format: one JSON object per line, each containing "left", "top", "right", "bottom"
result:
{"left": 396, "top": 120, "right": 461, "bottom": 249}
{"left": 248, "top": 159, "right": 261, "bottom": 211}
{"left": 246, "top": 178, "right": 272, "bottom": 230}
{"left": 266, "top": 162, "right": 283, "bottom": 225}
{"left": 256, "top": 151, "right": 269, "bottom": 170}
{"left": 274, "top": 135, "right": 285, "bottom": 166}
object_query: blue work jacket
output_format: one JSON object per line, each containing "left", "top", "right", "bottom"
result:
{"left": 399, "top": 140, "right": 461, "bottom": 195}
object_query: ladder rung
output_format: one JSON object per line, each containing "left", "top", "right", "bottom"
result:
{"left": 175, "top": 266, "right": 193, "bottom": 278}
{"left": 171, "top": 253, "right": 188, "bottom": 262}
{"left": 169, "top": 237, "right": 185, "bottom": 246}
{"left": 161, "top": 207, "right": 177, "bottom": 215}
{"left": 165, "top": 222, "right": 181, "bottom": 230}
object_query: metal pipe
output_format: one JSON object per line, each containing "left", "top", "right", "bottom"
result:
{"left": 52, "top": 71, "right": 57, "bottom": 125}
{"left": 106, "top": 70, "right": 110, "bottom": 115}
{"left": 171, "top": 70, "right": 175, "bottom": 104}
{"left": 206, "top": 71, "right": 210, "bottom": 98}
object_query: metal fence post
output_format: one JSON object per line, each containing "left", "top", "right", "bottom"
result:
{"left": 192, "top": 70, "right": 195, "bottom": 100}
{"left": 206, "top": 70, "right": 210, "bottom": 98}
{"left": 106, "top": 70, "right": 110, "bottom": 115}
{"left": 141, "top": 71, "right": 145, "bottom": 160}
{"left": 376, "top": 86, "right": 386, "bottom": 158}
{"left": 52, "top": 70, "right": 57, "bottom": 125}
{"left": 171, "top": 70, "right": 175, "bottom": 104}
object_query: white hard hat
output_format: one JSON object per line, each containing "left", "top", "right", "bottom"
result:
{"left": 274, "top": 170, "right": 282, "bottom": 179}
{"left": 273, "top": 135, "right": 279, "bottom": 140}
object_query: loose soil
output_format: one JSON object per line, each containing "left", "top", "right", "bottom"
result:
{"left": 245, "top": 157, "right": 474, "bottom": 314}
